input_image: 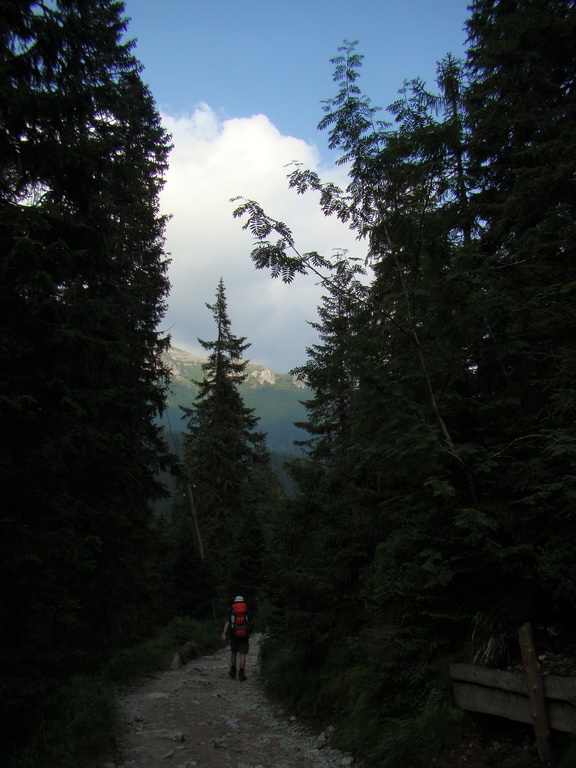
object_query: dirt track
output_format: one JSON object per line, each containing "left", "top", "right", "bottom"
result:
{"left": 113, "top": 635, "right": 356, "bottom": 768}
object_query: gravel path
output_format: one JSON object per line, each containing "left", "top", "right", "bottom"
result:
{"left": 110, "top": 636, "right": 357, "bottom": 768}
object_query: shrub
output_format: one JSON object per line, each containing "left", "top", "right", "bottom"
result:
{"left": 7, "top": 677, "right": 116, "bottom": 768}
{"left": 103, "top": 616, "right": 218, "bottom": 683}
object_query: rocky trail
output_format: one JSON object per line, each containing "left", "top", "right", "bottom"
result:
{"left": 104, "top": 636, "right": 357, "bottom": 768}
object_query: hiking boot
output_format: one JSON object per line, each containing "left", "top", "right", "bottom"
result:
{"left": 229, "top": 665, "right": 236, "bottom": 679}
{"left": 238, "top": 669, "right": 246, "bottom": 682}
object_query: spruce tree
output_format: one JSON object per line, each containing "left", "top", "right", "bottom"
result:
{"left": 233, "top": 12, "right": 576, "bottom": 763}
{"left": 265, "top": 260, "right": 386, "bottom": 655}
{"left": 235, "top": 39, "right": 494, "bottom": 720}
{"left": 0, "top": 0, "right": 172, "bottom": 750}
{"left": 178, "top": 279, "right": 271, "bottom": 601}
{"left": 465, "top": 0, "right": 576, "bottom": 618}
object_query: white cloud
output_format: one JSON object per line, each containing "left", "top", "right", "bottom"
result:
{"left": 159, "top": 104, "right": 365, "bottom": 372}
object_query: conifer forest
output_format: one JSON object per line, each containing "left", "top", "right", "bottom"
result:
{"left": 1, "top": 1, "right": 575, "bottom": 766}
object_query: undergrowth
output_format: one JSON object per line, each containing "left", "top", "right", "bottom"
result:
{"left": 5, "top": 616, "right": 218, "bottom": 768}
{"left": 258, "top": 632, "right": 576, "bottom": 768}
{"left": 103, "top": 615, "right": 219, "bottom": 683}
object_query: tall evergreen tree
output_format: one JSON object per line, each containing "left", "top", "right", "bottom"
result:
{"left": 178, "top": 279, "right": 271, "bottom": 601}
{"left": 235, "top": 25, "right": 576, "bottom": 748}
{"left": 232, "top": 8, "right": 576, "bottom": 763}
{"left": 236, "top": 44, "right": 486, "bottom": 688}
{"left": 263, "top": 259, "right": 386, "bottom": 655}
{"left": 465, "top": 0, "right": 576, "bottom": 616}
{"left": 0, "top": 0, "right": 172, "bottom": 750}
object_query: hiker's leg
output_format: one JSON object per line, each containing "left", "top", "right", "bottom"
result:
{"left": 238, "top": 654, "right": 246, "bottom": 680}
{"left": 228, "top": 642, "right": 238, "bottom": 677}
{"left": 235, "top": 639, "right": 249, "bottom": 680}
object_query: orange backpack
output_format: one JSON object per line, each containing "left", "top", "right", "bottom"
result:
{"left": 231, "top": 600, "right": 250, "bottom": 638}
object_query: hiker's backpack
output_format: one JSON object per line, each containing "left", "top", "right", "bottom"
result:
{"left": 230, "top": 600, "right": 250, "bottom": 638}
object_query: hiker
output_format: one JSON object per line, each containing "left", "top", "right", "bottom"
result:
{"left": 221, "top": 595, "right": 252, "bottom": 681}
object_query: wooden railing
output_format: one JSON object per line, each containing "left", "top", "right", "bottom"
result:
{"left": 450, "top": 623, "right": 576, "bottom": 765}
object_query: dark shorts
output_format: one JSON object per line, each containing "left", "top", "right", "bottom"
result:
{"left": 230, "top": 635, "right": 249, "bottom": 655}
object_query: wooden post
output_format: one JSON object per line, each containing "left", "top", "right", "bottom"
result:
{"left": 518, "top": 622, "right": 552, "bottom": 765}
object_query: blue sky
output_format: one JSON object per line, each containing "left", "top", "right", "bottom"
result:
{"left": 122, "top": 0, "right": 472, "bottom": 372}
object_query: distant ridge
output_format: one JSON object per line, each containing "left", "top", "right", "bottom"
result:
{"left": 164, "top": 346, "right": 309, "bottom": 390}
{"left": 160, "top": 346, "right": 311, "bottom": 454}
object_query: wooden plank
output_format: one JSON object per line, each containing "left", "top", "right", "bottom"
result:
{"left": 450, "top": 664, "right": 576, "bottom": 704}
{"left": 452, "top": 681, "right": 532, "bottom": 725}
{"left": 543, "top": 675, "right": 576, "bottom": 702}
{"left": 547, "top": 700, "right": 576, "bottom": 734}
{"left": 452, "top": 681, "right": 576, "bottom": 734}
{"left": 450, "top": 663, "right": 527, "bottom": 695}
{"left": 519, "top": 622, "right": 551, "bottom": 764}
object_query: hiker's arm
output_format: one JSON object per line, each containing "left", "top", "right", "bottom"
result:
{"left": 221, "top": 620, "right": 230, "bottom": 641}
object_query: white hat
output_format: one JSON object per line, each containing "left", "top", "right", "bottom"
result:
{"left": 234, "top": 595, "right": 244, "bottom": 602}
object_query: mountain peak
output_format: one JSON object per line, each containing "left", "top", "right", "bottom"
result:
{"left": 247, "top": 367, "right": 277, "bottom": 386}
